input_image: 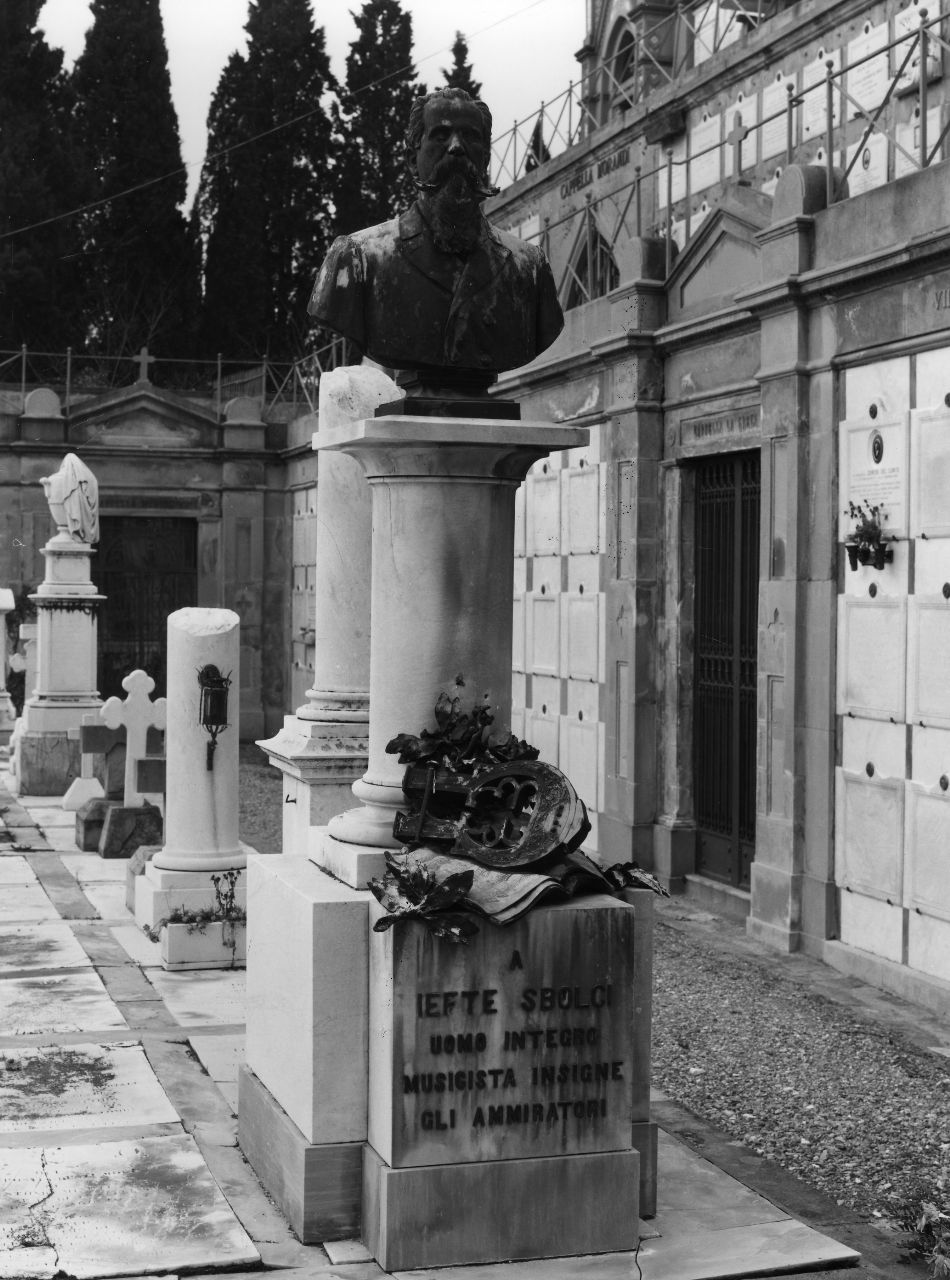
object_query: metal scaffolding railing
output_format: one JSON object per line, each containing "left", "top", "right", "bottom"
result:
{"left": 495, "top": 4, "right": 950, "bottom": 296}
{"left": 0, "top": 335, "right": 346, "bottom": 418}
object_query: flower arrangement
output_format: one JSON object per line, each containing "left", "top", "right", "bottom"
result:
{"left": 843, "top": 499, "right": 894, "bottom": 571}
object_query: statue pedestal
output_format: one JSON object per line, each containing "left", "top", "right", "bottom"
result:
{"left": 15, "top": 534, "right": 104, "bottom": 795}
{"left": 309, "top": 414, "right": 587, "bottom": 886}
{"left": 241, "top": 412, "right": 658, "bottom": 1266}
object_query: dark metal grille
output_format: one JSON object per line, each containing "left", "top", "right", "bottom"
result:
{"left": 693, "top": 451, "right": 760, "bottom": 889}
{"left": 96, "top": 517, "right": 198, "bottom": 700}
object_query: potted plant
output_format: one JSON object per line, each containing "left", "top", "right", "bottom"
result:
{"left": 844, "top": 499, "right": 894, "bottom": 571}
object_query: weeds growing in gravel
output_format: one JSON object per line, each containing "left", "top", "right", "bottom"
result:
{"left": 911, "top": 1200, "right": 950, "bottom": 1276}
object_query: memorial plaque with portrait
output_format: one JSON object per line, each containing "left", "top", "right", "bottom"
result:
{"left": 839, "top": 414, "right": 909, "bottom": 538}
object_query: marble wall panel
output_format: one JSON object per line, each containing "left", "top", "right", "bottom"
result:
{"left": 838, "top": 413, "right": 909, "bottom": 538}
{"left": 561, "top": 593, "right": 600, "bottom": 682}
{"left": 907, "top": 599, "right": 950, "bottom": 728}
{"left": 835, "top": 768, "right": 904, "bottom": 901}
{"left": 841, "top": 716, "right": 907, "bottom": 778}
{"left": 842, "top": 361, "right": 910, "bottom": 422}
{"left": 904, "top": 783, "right": 950, "bottom": 919}
{"left": 562, "top": 464, "right": 601, "bottom": 555}
{"left": 911, "top": 724, "right": 950, "bottom": 785}
{"left": 837, "top": 597, "right": 907, "bottom": 720}
{"left": 910, "top": 410, "right": 950, "bottom": 537}
{"left": 527, "top": 470, "right": 561, "bottom": 557}
{"left": 839, "top": 888, "right": 904, "bottom": 963}
{"left": 908, "top": 911, "right": 950, "bottom": 980}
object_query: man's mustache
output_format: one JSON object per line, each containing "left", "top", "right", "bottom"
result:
{"left": 415, "top": 154, "right": 499, "bottom": 200}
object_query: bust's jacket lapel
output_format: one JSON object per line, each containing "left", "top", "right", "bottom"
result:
{"left": 396, "top": 206, "right": 457, "bottom": 294}
{"left": 444, "top": 221, "right": 512, "bottom": 364}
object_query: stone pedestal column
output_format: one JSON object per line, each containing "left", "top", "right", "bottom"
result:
{"left": 136, "top": 609, "right": 248, "bottom": 966}
{"left": 0, "top": 588, "right": 15, "bottom": 748}
{"left": 257, "top": 367, "right": 401, "bottom": 853}
{"left": 314, "top": 414, "right": 587, "bottom": 887}
{"left": 15, "top": 533, "right": 104, "bottom": 795}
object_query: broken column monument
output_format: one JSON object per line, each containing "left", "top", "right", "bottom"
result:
{"left": 135, "top": 608, "right": 248, "bottom": 969}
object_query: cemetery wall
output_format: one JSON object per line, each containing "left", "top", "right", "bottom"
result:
{"left": 0, "top": 387, "right": 291, "bottom": 738}
{"left": 480, "top": 0, "right": 950, "bottom": 1005}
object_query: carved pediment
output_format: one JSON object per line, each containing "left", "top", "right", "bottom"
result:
{"left": 667, "top": 190, "right": 771, "bottom": 320}
{"left": 67, "top": 384, "right": 218, "bottom": 449}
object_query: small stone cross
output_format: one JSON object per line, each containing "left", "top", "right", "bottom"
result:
{"left": 135, "top": 345, "right": 155, "bottom": 384}
{"left": 101, "top": 669, "right": 167, "bottom": 807}
{"left": 727, "top": 112, "right": 750, "bottom": 177}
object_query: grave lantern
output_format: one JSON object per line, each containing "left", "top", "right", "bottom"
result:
{"left": 197, "top": 663, "right": 231, "bottom": 770}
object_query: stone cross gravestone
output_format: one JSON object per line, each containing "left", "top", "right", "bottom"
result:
{"left": 101, "top": 670, "right": 167, "bottom": 808}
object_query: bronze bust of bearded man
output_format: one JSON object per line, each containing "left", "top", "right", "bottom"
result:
{"left": 308, "top": 88, "right": 564, "bottom": 397}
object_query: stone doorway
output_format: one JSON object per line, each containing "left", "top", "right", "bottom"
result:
{"left": 96, "top": 516, "right": 198, "bottom": 700}
{"left": 692, "top": 451, "right": 760, "bottom": 889}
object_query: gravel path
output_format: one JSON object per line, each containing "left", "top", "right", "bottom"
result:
{"left": 652, "top": 908, "right": 950, "bottom": 1240}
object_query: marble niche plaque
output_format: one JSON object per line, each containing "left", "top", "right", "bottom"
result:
{"left": 802, "top": 48, "right": 841, "bottom": 138}
{"left": 904, "top": 783, "right": 950, "bottom": 920}
{"left": 846, "top": 21, "right": 890, "bottom": 119}
{"left": 761, "top": 71, "right": 794, "bottom": 159}
{"left": 839, "top": 413, "right": 909, "bottom": 538}
{"left": 846, "top": 133, "right": 888, "bottom": 195}
{"left": 837, "top": 597, "right": 907, "bottom": 720}
{"left": 910, "top": 409, "right": 950, "bottom": 537}
{"left": 368, "top": 895, "right": 637, "bottom": 1169}
{"left": 835, "top": 768, "right": 904, "bottom": 900}
{"left": 907, "top": 600, "right": 950, "bottom": 728}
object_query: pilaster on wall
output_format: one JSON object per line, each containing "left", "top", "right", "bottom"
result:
{"left": 744, "top": 181, "right": 837, "bottom": 954}
{"left": 652, "top": 460, "right": 697, "bottom": 887}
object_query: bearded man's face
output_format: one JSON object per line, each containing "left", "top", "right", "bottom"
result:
{"left": 414, "top": 100, "right": 490, "bottom": 254}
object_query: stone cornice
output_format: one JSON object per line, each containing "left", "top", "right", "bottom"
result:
{"left": 653, "top": 304, "right": 757, "bottom": 351}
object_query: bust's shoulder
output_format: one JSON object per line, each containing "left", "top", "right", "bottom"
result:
{"left": 331, "top": 216, "right": 402, "bottom": 257}
{"left": 487, "top": 222, "right": 545, "bottom": 266}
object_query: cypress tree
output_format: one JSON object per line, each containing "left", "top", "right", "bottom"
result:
{"left": 334, "top": 0, "right": 424, "bottom": 235}
{"left": 0, "top": 1, "right": 84, "bottom": 356}
{"left": 197, "top": 0, "right": 335, "bottom": 362}
{"left": 71, "top": 0, "right": 197, "bottom": 364}
{"left": 442, "top": 32, "right": 481, "bottom": 99}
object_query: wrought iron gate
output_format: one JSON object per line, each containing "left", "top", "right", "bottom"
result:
{"left": 693, "top": 452, "right": 760, "bottom": 889}
{"left": 96, "top": 517, "right": 198, "bottom": 700}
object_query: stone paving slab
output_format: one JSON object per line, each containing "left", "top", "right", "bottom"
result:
{"left": 110, "top": 923, "right": 162, "bottom": 967}
{"left": 0, "top": 921, "right": 92, "bottom": 975}
{"left": 188, "top": 1032, "right": 244, "bottom": 1083}
{"left": 0, "top": 1133, "right": 259, "bottom": 1278}
{"left": 0, "top": 972, "right": 128, "bottom": 1037}
{"left": 33, "top": 810, "right": 78, "bottom": 829}
{"left": 0, "top": 884, "right": 60, "bottom": 923}
{"left": 391, "top": 1217, "right": 859, "bottom": 1279}
{"left": 146, "top": 969, "right": 245, "bottom": 1026}
{"left": 37, "top": 827, "right": 80, "bottom": 853}
{"left": 61, "top": 855, "right": 129, "bottom": 884}
{"left": 0, "top": 1041, "right": 179, "bottom": 1136}
{"left": 82, "top": 883, "right": 135, "bottom": 922}
{"left": 0, "top": 856, "right": 37, "bottom": 885}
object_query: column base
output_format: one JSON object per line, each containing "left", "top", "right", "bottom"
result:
{"left": 311, "top": 831, "right": 394, "bottom": 888}
{"left": 256, "top": 715, "right": 368, "bottom": 856}
{"left": 652, "top": 818, "right": 696, "bottom": 890}
{"left": 238, "top": 1064, "right": 362, "bottom": 1244}
{"left": 362, "top": 1143, "right": 640, "bottom": 1272}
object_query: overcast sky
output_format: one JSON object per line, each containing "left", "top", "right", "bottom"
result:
{"left": 38, "top": 0, "right": 583, "bottom": 207}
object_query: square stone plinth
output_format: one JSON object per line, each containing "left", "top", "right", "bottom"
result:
{"left": 245, "top": 855, "right": 371, "bottom": 1144}
{"left": 363, "top": 1142, "right": 639, "bottom": 1272}
{"left": 369, "top": 894, "right": 640, "bottom": 1169}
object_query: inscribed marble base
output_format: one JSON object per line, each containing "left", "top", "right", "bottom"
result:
{"left": 146, "top": 969, "right": 246, "bottom": 1026}
{"left": 0, "top": 1041, "right": 178, "bottom": 1133}
{"left": 0, "top": 1134, "right": 258, "bottom": 1279}
{"left": 0, "top": 971, "right": 127, "bottom": 1036}
{"left": 0, "top": 921, "right": 91, "bottom": 975}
